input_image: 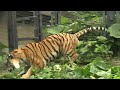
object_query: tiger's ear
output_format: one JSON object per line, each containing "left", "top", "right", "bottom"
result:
{"left": 13, "top": 49, "right": 23, "bottom": 54}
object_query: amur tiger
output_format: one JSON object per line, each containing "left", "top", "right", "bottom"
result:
{"left": 5, "top": 26, "right": 108, "bottom": 79}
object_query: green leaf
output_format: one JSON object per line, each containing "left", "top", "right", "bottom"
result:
{"left": 90, "top": 63, "right": 100, "bottom": 74}
{"left": 87, "top": 41, "right": 97, "bottom": 46}
{"left": 61, "top": 16, "right": 72, "bottom": 25}
{"left": 96, "top": 69, "right": 111, "bottom": 77}
{"left": 68, "top": 21, "right": 79, "bottom": 32}
{"left": 92, "top": 57, "right": 110, "bottom": 70}
{"left": 83, "top": 65, "right": 90, "bottom": 76}
{"left": 113, "top": 75, "right": 120, "bottom": 79}
{"left": 0, "top": 42, "right": 7, "bottom": 49}
{"left": 108, "top": 23, "right": 120, "bottom": 38}
{"left": 94, "top": 44, "right": 111, "bottom": 54}
{"left": 76, "top": 41, "right": 84, "bottom": 47}
{"left": 0, "top": 56, "right": 3, "bottom": 62}
{"left": 79, "top": 46, "right": 89, "bottom": 54}
{"left": 47, "top": 25, "right": 65, "bottom": 34}
{"left": 111, "top": 66, "right": 120, "bottom": 74}
{"left": 97, "top": 36, "right": 107, "bottom": 42}
{"left": 90, "top": 76, "right": 96, "bottom": 79}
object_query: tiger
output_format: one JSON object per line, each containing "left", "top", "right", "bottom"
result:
{"left": 5, "top": 26, "right": 108, "bottom": 79}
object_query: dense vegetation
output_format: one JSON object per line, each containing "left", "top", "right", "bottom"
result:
{"left": 0, "top": 11, "right": 120, "bottom": 79}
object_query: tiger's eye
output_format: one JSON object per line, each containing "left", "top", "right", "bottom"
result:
{"left": 8, "top": 54, "right": 14, "bottom": 59}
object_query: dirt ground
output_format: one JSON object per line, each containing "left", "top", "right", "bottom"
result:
{"left": 106, "top": 57, "right": 120, "bottom": 66}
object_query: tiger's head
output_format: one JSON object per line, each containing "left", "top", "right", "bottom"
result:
{"left": 5, "top": 48, "right": 26, "bottom": 71}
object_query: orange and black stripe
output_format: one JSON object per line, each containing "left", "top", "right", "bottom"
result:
{"left": 8, "top": 26, "right": 108, "bottom": 68}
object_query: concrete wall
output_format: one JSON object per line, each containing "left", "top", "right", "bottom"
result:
{"left": 0, "top": 11, "right": 38, "bottom": 52}
{"left": 0, "top": 11, "right": 8, "bottom": 46}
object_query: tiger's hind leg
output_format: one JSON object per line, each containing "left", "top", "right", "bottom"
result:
{"left": 70, "top": 53, "right": 78, "bottom": 65}
{"left": 67, "top": 50, "right": 79, "bottom": 65}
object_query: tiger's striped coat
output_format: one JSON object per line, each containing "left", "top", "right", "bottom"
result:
{"left": 6, "top": 26, "right": 107, "bottom": 79}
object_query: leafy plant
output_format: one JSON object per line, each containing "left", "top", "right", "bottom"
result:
{"left": 29, "top": 57, "right": 120, "bottom": 79}
{"left": 0, "top": 42, "right": 7, "bottom": 62}
{"left": 76, "top": 36, "right": 112, "bottom": 62}
{"left": 108, "top": 23, "right": 120, "bottom": 38}
{"left": 2, "top": 55, "right": 120, "bottom": 79}
{"left": 45, "top": 11, "right": 104, "bottom": 36}
{"left": 61, "top": 16, "right": 73, "bottom": 25}
{"left": 46, "top": 21, "right": 80, "bottom": 35}
{"left": 107, "top": 23, "right": 120, "bottom": 56}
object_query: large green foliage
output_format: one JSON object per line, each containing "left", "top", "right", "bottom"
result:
{"left": 1, "top": 57, "right": 120, "bottom": 79}
{"left": 61, "top": 16, "right": 72, "bottom": 25}
{"left": 45, "top": 11, "right": 104, "bottom": 36}
{"left": 29, "top": 57, "right": 120, "bottom": 79}
{"left": 108, "top": 23, "right": 120, "bottom": 38}
{"left": 76, "top": 36, "right": 113, "bottom": 62}
{"left": 46, "top": 21, "right": 79, "bottom": 35}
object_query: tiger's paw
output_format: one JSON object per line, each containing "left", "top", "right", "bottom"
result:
{"left": 20, "top": 74, "right": 30, "bottom": 79}
{"left": 18, "top": 71, "right": 25, "bottom": 76}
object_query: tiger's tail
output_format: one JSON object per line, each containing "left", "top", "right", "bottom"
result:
{"left": 74, "top": 26, "right": 108, "bottom": 38}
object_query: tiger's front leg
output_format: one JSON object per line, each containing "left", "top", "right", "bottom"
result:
{"left": 21, "top": 65, "right": 33, "bottom": 79}
{"left": 18, "top": 65, "right": 31, "bottom": 76}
